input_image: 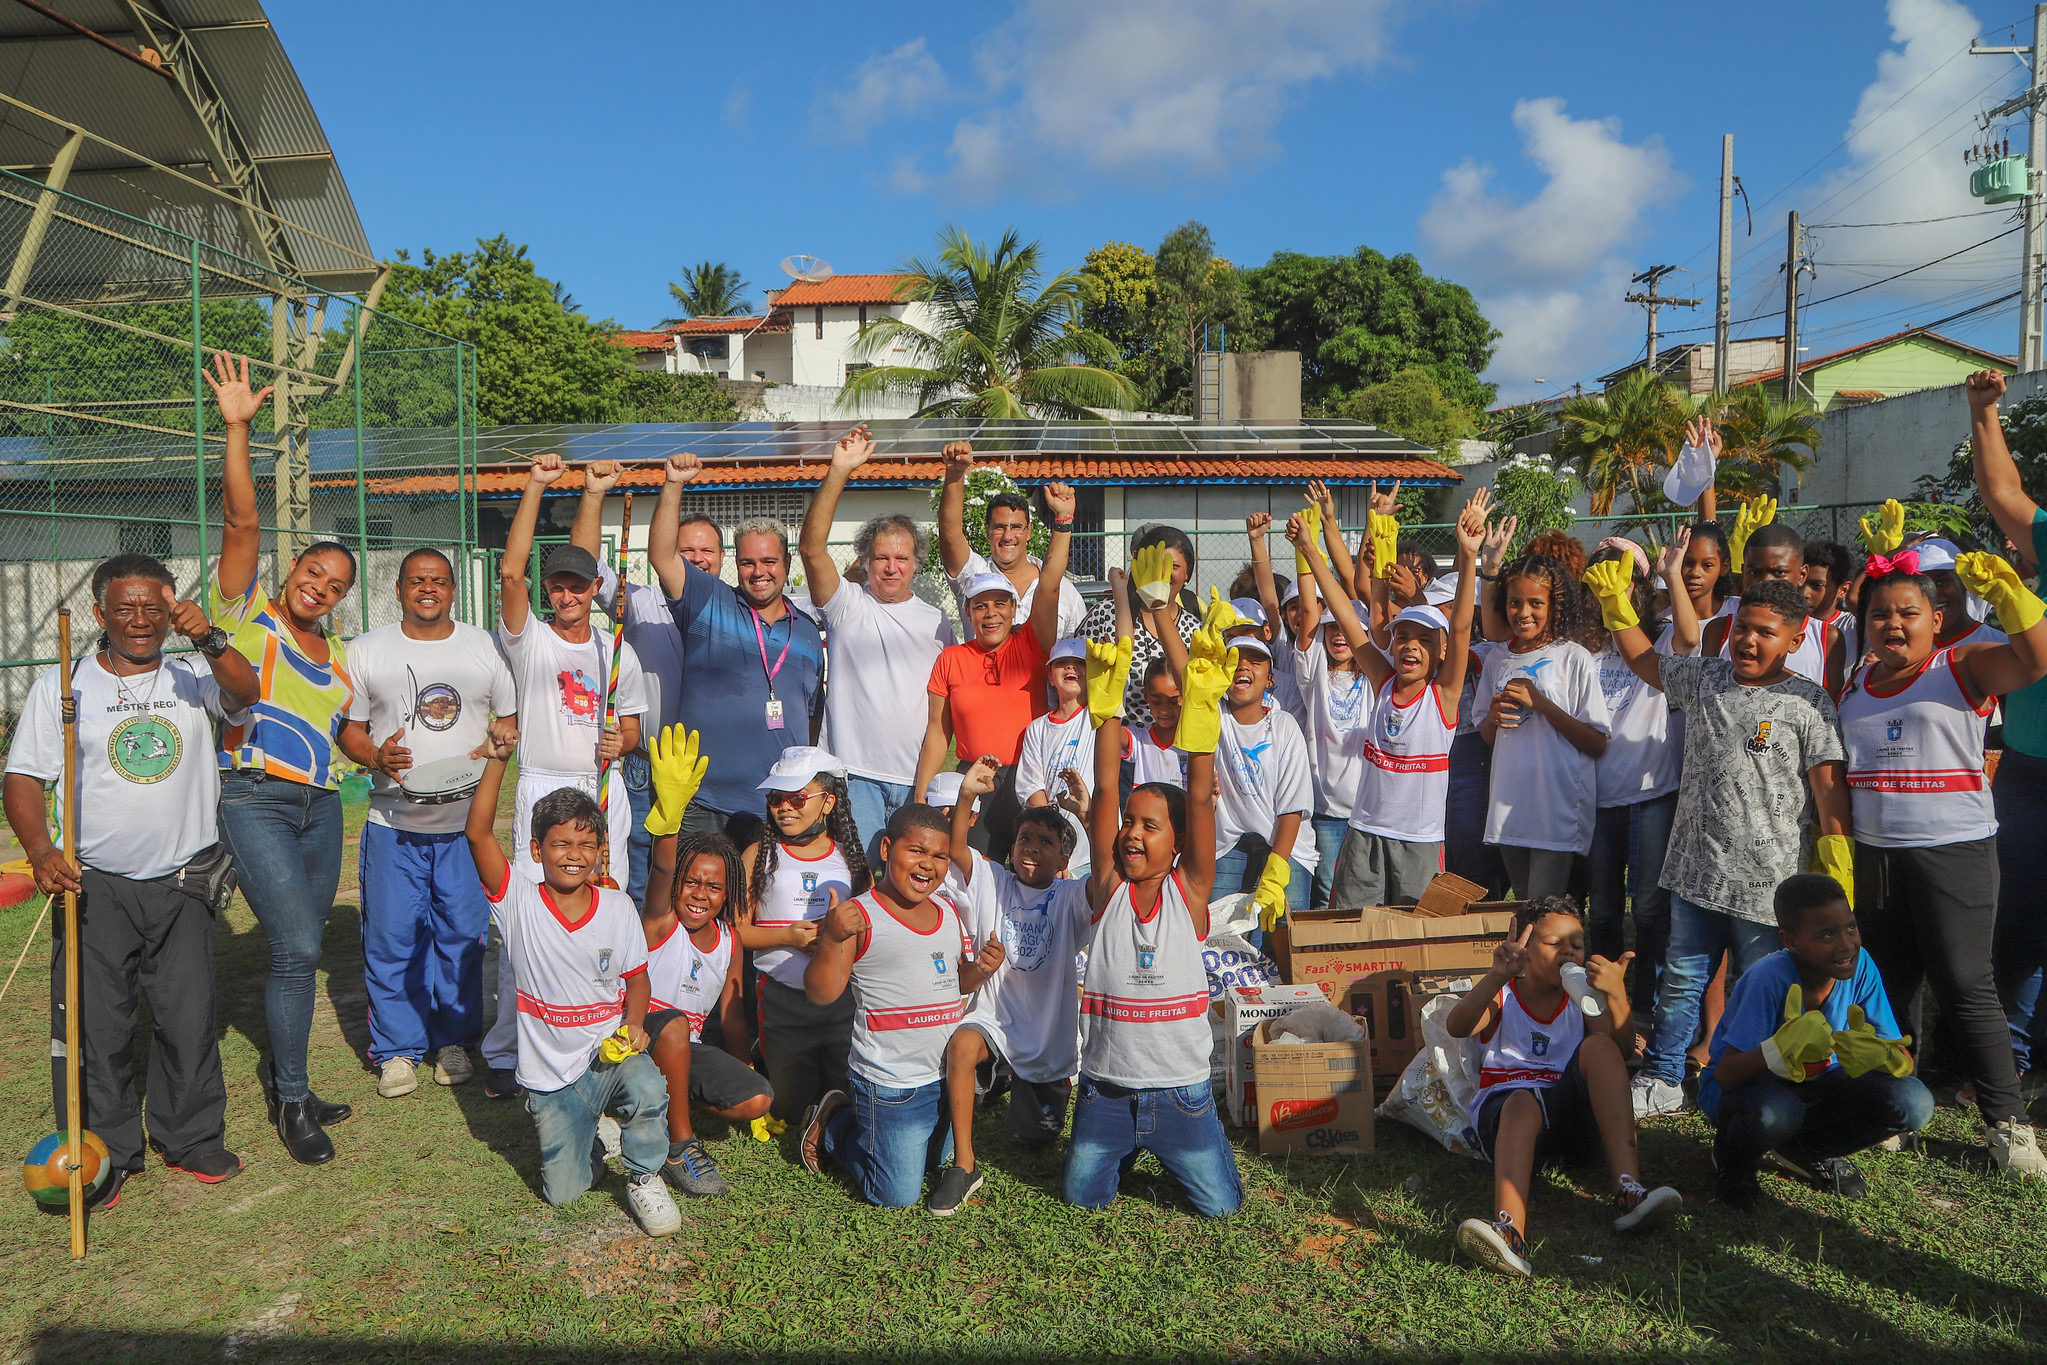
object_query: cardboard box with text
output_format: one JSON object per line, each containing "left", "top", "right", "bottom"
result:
{"left": 1251, "top": 1018, "right": 1375, "bottom": 1156}
{"left": 1221, "top": 984, "right": 1331, "bottom": 1127}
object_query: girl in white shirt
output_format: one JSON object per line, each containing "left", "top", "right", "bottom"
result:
{"left": 1015, "top": 639, "right": 1095, "bottom": 863}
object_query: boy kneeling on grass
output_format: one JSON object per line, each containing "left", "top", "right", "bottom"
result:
{"left": 1448, "top": 896, "right": 1682, "bottom": 1278}
{"left": 1701, "top": 873, "right": 1932, "bottom": 1208}
{"left": 466, "top": 734, "right": 680, "bottom": 1238}
{"left": 799, "top": 803, "right": 996, "bottom": 1208}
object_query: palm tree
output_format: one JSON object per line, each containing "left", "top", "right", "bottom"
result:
{"left": 1554, "top": 369, "right": 1692, "bottom": 515}
{"left": 662, "top": 261, "right": 751, "bottom": 323}
{"left": 839, "top": 225, "right": 1137, "bottom": 419}
{"left": 1710, "top": 384, "right": 1821, "bottom": 501}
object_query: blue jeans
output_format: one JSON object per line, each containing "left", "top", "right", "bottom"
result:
{"left": 1995, "top": 746, "right": 2047, "bottom": 1073}
{"left": 1710, "top": 1068, "right": 1934, "bottom": 1167}
{"left": 622, "top": 751, "right": 653, "bottom": 907}
{"left": 1310, "top": 815, "right": 1350, "bottom": 909}
{"left": 1588, "top": 793, "right": 1677, "bottom": 1016}
{"left": 845, "top": 775, "right": 913, "bottom": 867}
{"left": 1062, "top": 1076, "right": 1242, "bottom": 1218}
{"left": 358, "top": 824, "right": 489, "bottom": 1066}
{"left": 1214, "top": 835, "right": 1309, "bottom": 954}
{"left": 217, "top": 773, "right": 344, "bottom": 1102}
{"left": 820, "top": 1073, "right": 953, "bottom": 1208}
{"left": 525, "top": 1053, "right": 670, "bottom": 1205}
{"left": 1641, "top": 894, "right": 1781, "bottom": 1085}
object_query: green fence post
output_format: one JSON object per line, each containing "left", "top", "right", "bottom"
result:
{"left": 190, "top": 239, "right": 208, "bottom": 575}
{"left": 353, "top": 301, "right": 369, "bottom": 631}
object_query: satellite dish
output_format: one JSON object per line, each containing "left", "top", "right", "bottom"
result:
{"left": 781, "top": 254, "right": 834, "bottom": 283}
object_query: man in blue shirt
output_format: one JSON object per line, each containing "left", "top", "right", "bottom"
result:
{"left": 649, "top": 452, "right": 824, "bottom": 852}
{"left": 1703, "top": 873, "right": 1933, "bottom": 1208}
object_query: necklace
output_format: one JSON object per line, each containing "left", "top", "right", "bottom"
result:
{"left": 108, "top": 653, "right": 163, "bottom": 709}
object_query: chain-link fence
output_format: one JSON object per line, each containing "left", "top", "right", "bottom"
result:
{"left": 0, "top": 168, "right": 477, "bottom": 720}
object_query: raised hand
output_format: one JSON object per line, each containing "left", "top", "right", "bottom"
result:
{"left": 1859, "top": 498, "right": 1906, "bottom": 555}
{"left": 1305, "top": 479, "right": 1338, "bottom": 521}
{"left": 584, "top": 459, "right": 623, "bottom": 494}
{"left": 974, "top": 934, "right": 1007, "bottom": 976}
{"left": 820, "top": 888, "right": 864, "bottom": 944}
{"left": 1682, "top": 414, "right": 1722, "bottom": 456}
{"left": 1454, "top": 497, "right": 1487, "bottom": 559}
{"left": 1656, "top": 526, "right": 1692, "bottom": 585}
{"left": 201, "top": 352, "right": 273, "bottom": 427}
{"left": 1131, "top": 543, "right": 1173, "bottom": 609}
{"left": 1246, "top": 511, "right": 1273, "bottom": 538}
{"left": 941, "top": 440, "right": 975, "bottom": 475}
{"left": 1386, "top": 562, "right": 1422, "bottom": 606}
{"left": 1284, "top": 511, "right": 1312, "bottom": 549}
{"left": 833, "top": 424, "right": 875, "bottom": 471}
{"left": 1967, "top": 368, "right": 2008, "bottom": 412}
{"left": 1585, "top": 951, "right": 1633, "bottom": 1000}
{"left": 163, "top": 584, "right": 213, "bottom": 643}
{"left": 960, "top": 754, "right": 1002, "bottom": 799}
{"left": 1582, "top": 560, "right": 1639, "bottom": 633}
{"left": 1056, "top": 767, "right": 1090, "bottom": 819}
{"left": 1369, "top": 480, "right": 1404, "bottom": 518}
{"left": 664, "top": 451, "right": 702, "bottom": 486}
{"left": 1042, "top": 481, "right": 1077, "bottom": 522}
{"left": 1481, "top": 513, "right": 1518, "bottom": 577}
{"left": 374, "top": 727, "right": 413, "bottom": 778}
{"left": 1085, "top": 636, "right": 1133, "bottom": 726}
{"left": 1491, "top": 923, "right": 1533, "bottom": 979}
{"left": 644, "top": 725, "right": 708, "bottom": 837}
{"left": 527, "top": 452, "right": 566, "bottom": 488}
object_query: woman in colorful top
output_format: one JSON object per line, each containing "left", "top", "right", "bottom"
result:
{"left": 204, "top": 354, "right": 361, "bottom": 1166}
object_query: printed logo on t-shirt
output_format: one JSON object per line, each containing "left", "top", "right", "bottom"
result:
{"left": 931, "top": 951, "right": 949, "bottom": 977}
{"left": 802, "top": 871, "right": 819, "bottom": 895}
{"left": 107, "top": 715, "right": 180, "bottom": 784}
{"left": 1004, "top": 893, "right": 1056, "bottom": 971}
{"left": 688, "top": 956, "right": 703, "bottom": 983}
{"left": 1530, "top": 1029, "right": 1551, "bottom": 1059}
{"left": 556, "top": 669, "right": 602, "bottom": 724}
{"left": 1745, "top": 719, "right": 1774, "bottom": 754}
{"left": 1382, "top": 708, "right": 1404, "bottom": 740}
{"left": 413, "top": 682, "right": 462, "bottom": 731}
{"left": 596, "top": 947, "right": 614, "bottom": 983}
{"left": 1886, "top": 717, "right": 1904, "bottom": 742}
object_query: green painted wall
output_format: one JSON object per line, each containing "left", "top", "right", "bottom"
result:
{"left": 1807, "top": 335, "right": 2004, "bottom": 410}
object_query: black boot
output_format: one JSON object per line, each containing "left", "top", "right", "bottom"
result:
{"left": 275, "top": 1099, "right": 335, "bottom": 1166}
{"left": 303, "top": 1092, "right": 352, "bottom": 1127}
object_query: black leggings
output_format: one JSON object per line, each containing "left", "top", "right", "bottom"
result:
{"left": 1853, "top": 837, "right": 2024, "bottom": 1122}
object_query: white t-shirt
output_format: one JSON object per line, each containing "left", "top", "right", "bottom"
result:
{"left": 7, "top": 655, "right": 245, "bottom": 880}
{"left": 597, "top": 566, "right": 683, "bottom": 754}
{"left": 1015, "top": 706, "right": 1095, "bottom": 804}
{"left": 1122, "top": 726, "right": 1189, "bottom": 789}
{"left": 486, "top": 866, "right": 647, "bottom": 1094}
{"left": 344, "top": 623, "right": 518, "bottom": 833}
{"left": 961, "top": 851, "right": 1091, "bottom": 1083}
{"left": 1293, "top": 641, "right": 1370, "bottom": 818}
{"left": 819, "top": 582, "right": 954, "bottom": 785}
{"left": 496, "top": 615, "right": 647, "bottom": 776}
{"left": 1593, "top": 640, "right": 1679, "bottom": 808}
{"left": 1215, "top": 705, "right": 1319, "bottom": 874}
{"left": 1480, "top": 639, "right": 1610, "bottom": 854}
{"left": 950, "top": 550, "right": 1087, "bottom": 639}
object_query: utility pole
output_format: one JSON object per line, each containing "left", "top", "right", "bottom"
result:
{"left": 1625, "top": 266, "right": 1702, "bottom": 375}
{"left": 1715, "top": 135, "right": 1733, "bottom": 393}
{"left": 1783, "top": 210, "right": 1804, "bottom": 405}
{"left": 1972, "top": 3, "right": 2047, "bottom": 371}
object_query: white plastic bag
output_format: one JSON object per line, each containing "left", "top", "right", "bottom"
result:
{"left": 1375, "top": 994, "right": 1486, "bottom": 1159}
{"left": 1207, "top": 892, "right": 1259, "bottom": 941}
{"left": 1265, "top": 999, "right": 1366, "bottom": 1044}
{"left": 1662, "top": 440, "right": 1716, "bottom": 508}
{"left": 1201, "top": 923, "right": 1282, "bottom": 1103}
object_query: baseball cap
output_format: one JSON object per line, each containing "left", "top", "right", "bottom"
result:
{"left": 756, "top": 746, "right": 847, "bottom": 791}
{"left": 924, "top": 771, "right": 982, "bottom": 812}
{"left": 1229, "top": 596, "right": 1269, "bottom": 627}
{"left": 1392, "top": 605, "right": 1450, "bottom": 633}
{"left": 539, "top": 544, "right": 601, "bottom": 584}
{"left": 1047, "top": 637, "right": 1086, "bottom": 664}
{"left": 1317, "top": 600, "right": 1367, "bottom": 629}
{"left": 1229, "top": 635, "right": 1274, "bottom": 660}
{"left": 962, "top": 571, "right": 1019, "bottom": 603}
{"left": 1910, "top": 537, "right": 1961, "bottom": 571}
{"left": 1280, "top": 579, "right": 1301, "bottom": 606}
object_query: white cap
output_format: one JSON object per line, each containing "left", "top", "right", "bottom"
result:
{"left": 924, "top": 771, "right": 982, "bottom": 812}
{"left": 1423, "top": 576, "right": 1457, "bottom": 607}
{"left": 1392, "top": 604, "right": 1450, "bottom": 633}
{"left": 1317, "top": 600, "right": 1367, "bottom": 629}
{"left": 961, "top": 571, "right": 1018, "bottom": 603}
{"left": 756, "top": 745, "right": 847, "bottom": 791}
{"left": 1230, "top": 635, "right": 1274, "bottom": 660}
{"left": 1911, "top": 537, "right": 1961, "bottom": 571}
{"left": 1281, "top": 579, "right": 1302, "bottom": 606}
{"left": 1048, "top": 637, "right": 1086, "bottom": 664}
{"left": 1229, "top": 596, "right": 1268, "bottom": 626}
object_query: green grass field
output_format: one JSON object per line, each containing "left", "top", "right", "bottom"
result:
{"left": 1, "top": 783, "right": 2045, "bottom": 1363}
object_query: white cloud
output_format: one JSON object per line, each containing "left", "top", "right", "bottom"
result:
{"left": 1418, "top": 98, "right": 1679, "bottom": 398}
{"left": 824, "top": 38, "right": 951, "bottom": 141}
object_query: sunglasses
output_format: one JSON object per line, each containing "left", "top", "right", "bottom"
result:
{"left": 766, "top": 787, "right": 823, "bottom": 809}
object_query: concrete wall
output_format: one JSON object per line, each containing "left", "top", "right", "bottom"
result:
{"left": 1804, "top": 371, "right": 2047, "bottom": 506}
{"left": 751, "top": 383, "right": 922, "bottom": 423}
{"left": 1222, "top": 351, "right": 1302, "bottom": 422}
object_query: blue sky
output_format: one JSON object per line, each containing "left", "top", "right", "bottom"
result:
{"left": 274, "top": 0, "right": 2042, "bottom": 404}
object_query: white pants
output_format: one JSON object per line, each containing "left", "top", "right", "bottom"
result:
{"left": 482, "top": 766, "right": 633, "bottom": 1070}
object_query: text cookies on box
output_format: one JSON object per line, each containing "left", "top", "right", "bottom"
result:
{"left": 1251, "top": 1018, "right": 1375, "bottom": 1156}
{"left": 1221, "top": 984, "right": 1330, "bottom": 1127}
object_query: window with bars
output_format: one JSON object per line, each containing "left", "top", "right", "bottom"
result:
{"left": 684, "top": 490, "right": 809, "bottom": 531}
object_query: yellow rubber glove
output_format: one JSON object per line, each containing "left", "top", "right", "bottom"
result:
{"left": 1956, "top": 550, "right": 2046, "bottom": 634}
{"left": 1189, "top": 618, "right": 1231, "bottom": 670}
{"left": 1858, "top": 497, "right": 1906, "bottom": 555}
{"left": 1085, "top": 636, "right": 1133, "bottom": 727}
{"left": 1581, "top": 560, "right": 1639, "bottom": 633}
{"left": 643, "top": 725, "right": 708, "bottom": 837}
{"left": 1174, "top": 647, "right": 1237, "bottom": 755}
{"left": 1132, "top": 543, "right": 1174, "bottom": 610}
{"left": 1251, "top": 852, "right": 1292, "bottom": 933}
{"left": 750, "top": 1115, "right": 788, "bottom": 1142}
{"left": 1294, "top": 503, "right": 1323, "bottom": 581}
{"left": 1728, "top": 493, "right": 1776, "bottom": 573}
{"left": 1761, "top": 985, "right": 1836, "bottom": 1082}
{"left": 1369, "top": 510, "right": 1400, "bottom": 580}
{"left": 1812, "top": 833, "right": 1855, "bottom": 910}
{"left": 597, "top": 1024, "right": 641, "bottom": 1064}
{"left": 1831, "top": 1005, "right": 1915, "bottom": 1080}
{"left": 1202, "top": 586, "right": 1247, "bottom": 635}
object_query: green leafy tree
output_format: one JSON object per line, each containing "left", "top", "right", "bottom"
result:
{"left": 1925, "top": 389, "right": 2047, "bottom": 548}
{"left": 1493, "top": 452, "right": 1579, "bottom": 554}
{"left": 1710, "top": 384, "right": 1820, "bottom": 502}
{"left": 1475, "top": 401, "right": 1555, "bottom": 457}
{"left": 925, "top": 466, "right": 1045, "bottom": 572}
{"left": 1237, "top": 247, "right": 1499, "bottom": 413}
{"left": 378, "top": 235, "right": 636, "bottom": 424}
{"left": 840, "top": 225, "right": 1136, "bottom": 419}
{"left": 1150, "top": 221, "right": 1243, "bottom": 414}
{"left": 602, "top": 371, "right": 740, "bottom": 423}
{"left": 1339, "top": 368, "right": 1472, "bottom": 462}
{"left": 1078, "top": 240, "right": 1160, "bottom": 401}
{"left": 662, "top": 261, "right": 751, "bottom": 323}
{"left": 1554, "top": 370, "right": 1692, "bottom": 516}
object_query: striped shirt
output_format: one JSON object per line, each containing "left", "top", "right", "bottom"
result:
{"left": 209, "top": 571, "right": 354, "bottom": 789}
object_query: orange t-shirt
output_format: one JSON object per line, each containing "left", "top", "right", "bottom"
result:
{"left": 926, "top": 629, "right": 1049, "bottom": 766}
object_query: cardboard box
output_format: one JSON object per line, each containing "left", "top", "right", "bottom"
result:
{"left": 1251, "top": 1018, "right": 1375, "bottom": 1156}
{"left": 1288, "top": 875, "right": 1519, "bottom": 1082}
{"left": 1221, "top": 984, "right": 1331, "bottom": 1127}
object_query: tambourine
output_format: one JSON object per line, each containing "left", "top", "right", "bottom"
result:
{"left": 397, "top": 755, "right": 486, "bottom": 805}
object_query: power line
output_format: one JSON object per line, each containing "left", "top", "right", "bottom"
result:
{"left": 1808, "top": 206, "right": 2019, "bottom": 228}
{"left": 1803, "top": 224, "right": 2022, "bottom": 307}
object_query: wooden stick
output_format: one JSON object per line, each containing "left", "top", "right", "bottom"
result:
{"left": 56, "top": 607, "right": 83, "bottom": 1258}
{"left": 596, "top": 490, "right": 633, "bottom": 885}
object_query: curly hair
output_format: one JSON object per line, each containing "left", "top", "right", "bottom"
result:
{"left": 671, "top": 830, "right": 746, "bottom": 921}
{"left": 1524, "top": 531, "right": 1585, "bottom": 580}
{"left": 1491, "top": 552, "right": 1592, "bottom": 651}
{"left": 749, "top": 772, "right": 871, "bottom": 912}
{"left": 852, "top": 513, "right": 928, "bottom": 569}
{"left": 1515, "top": 893, "right": 1583, "bottom": 935}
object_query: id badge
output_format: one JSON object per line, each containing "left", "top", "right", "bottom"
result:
{"left": 766, "top": 696, "right": 785, "bottom": 731}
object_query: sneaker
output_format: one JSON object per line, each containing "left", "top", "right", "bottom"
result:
{"left": 800, "top": 1089, "right": 848, "bottom": 1175}
{"left": 625, "top": 1171, "right": 681, "bottom": 1237}
{"left": 662, "top": 1139, "right": 730, "bottom": 1198}
{"left": 927, "top": 1163, "right": 984, "bottom": 1217}
{"left": 1988, "top": 1118, "right": 2047, "bottom": 1180}
{"left": 377, "top": 1057, "right": 419, "bottom": 1098}
{"left": 1712, "top": 1149, "right": 1761, "bottom": 1211}
{"left": 433, "top": 1046, "right": 474, "bottom": 1086}
{"left": 159, "top": 1146, "right": 242, "bottom": 1185}
{"left": 1630, "top": 1074, "right": 1686, "bottom": 1119}
{"left": 1455, "top": 1212, "right": 1531, "bottom": 1278}
{"left": 41, "top": 1166, "right": 130, "bottom": 1215}
{"left": 1766, "top": 1148, "right": 1867, "bottom": 1199}
{"left": 1612, "top": 1175, "right": 1682, "bottom": 1232}
{"left": 482, "top": 1067, "right": 522, "bottom": 1100}
{"left": 596, "top": 1115, "right": 622, "bottom": 1163}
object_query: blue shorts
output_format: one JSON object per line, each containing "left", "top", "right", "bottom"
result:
{"left": 1472, "top": 1048, "right": 1597, "bottom": 1172}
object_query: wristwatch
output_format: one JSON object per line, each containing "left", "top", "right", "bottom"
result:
{"left": 197, "top": 626, "right": 231, "bottom": 659}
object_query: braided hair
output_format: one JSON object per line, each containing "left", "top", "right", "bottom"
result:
{"left": 748, "top": 772, "right": 872, "bottom": 911}
{"left": 671, "top": 830, "right": 746, "bottom": 922}
{"left": 1491, "top": 552, "right": 1592, "bottom": 651}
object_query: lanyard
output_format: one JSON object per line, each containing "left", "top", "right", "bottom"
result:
{"left": 752, "top": 606, "right": 792, "bottom": 699}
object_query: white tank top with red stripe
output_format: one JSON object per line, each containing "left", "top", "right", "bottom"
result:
{"left": 1717, "top": 598, "right": 1831, "bottom": 688}
{"left": 1839, "top": 648, "right": 1998, "bottom": 849}
{"left": 1347, "top": 678, "right": 1454, "bottom": 843}
{"left": 1080, "top": 872, "right": 1213, "bottom": 1089}
{"left": 847, "top": 890, "right": 970, "bottom": 1087}
{"left": 1468, "top": 979, "right": 1587, "bottom": 1129}
{"left": 752, "top": 840, "right": 855, "bottom": 991}
{"left": 646, "top": 919, "right": 732, "bottom": 1043}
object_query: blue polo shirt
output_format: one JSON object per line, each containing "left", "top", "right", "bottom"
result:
{"left": 1699, "top": 947, "right": 1902, "bottom": 1122}
{"left": 666, "top": 561, "right": 825, "bottom": 816}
